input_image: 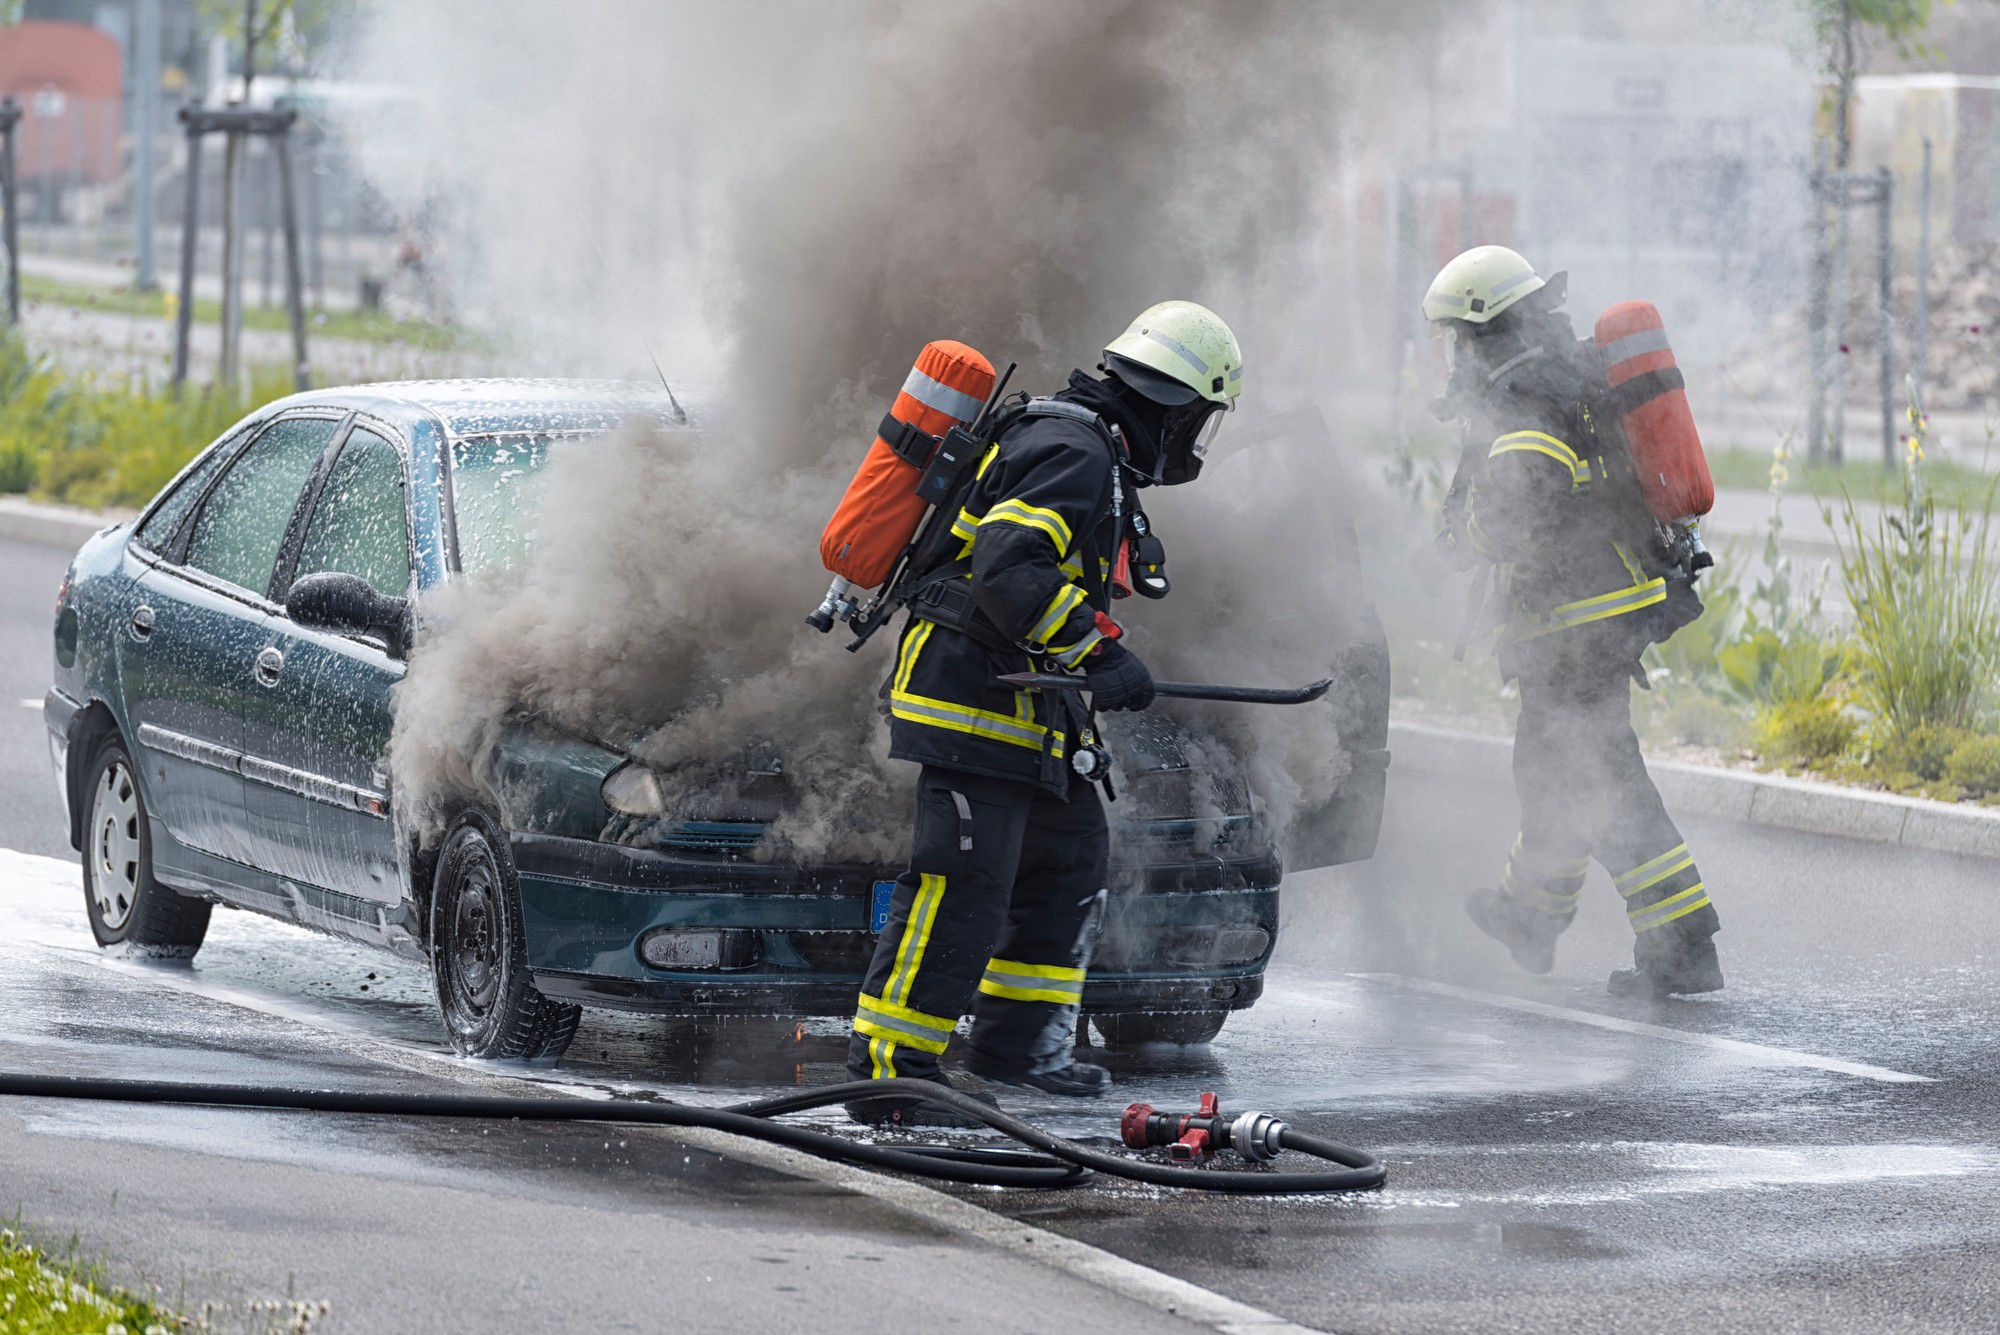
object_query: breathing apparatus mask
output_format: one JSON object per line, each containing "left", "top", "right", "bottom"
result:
{"left": 1102, "top": 352, "right": 1229, "bottom": 486}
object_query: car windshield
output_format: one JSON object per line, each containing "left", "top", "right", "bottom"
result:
{"left": 448, "top": 432, "right": 576, "bottom": 572}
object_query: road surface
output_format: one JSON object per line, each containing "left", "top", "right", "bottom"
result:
{"left": 1, "top": 533, "right": 1996, "bottom": 1333}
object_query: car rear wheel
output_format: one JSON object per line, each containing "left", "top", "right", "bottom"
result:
{"left": 429, "top": 817, "right": 580, "bottom": 1062}
{"left": 82, "top": 736, "right": 210, "bottom": 957}
{"left": 1092, "top": 1010, "right": 1228, "bottom": 1050}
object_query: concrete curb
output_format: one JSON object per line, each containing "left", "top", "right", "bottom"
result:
{"left": 0, "top": 497, "right": 128, "bottom": 552}
{"left": 1390, "top": 719, "right": 2000, "bottom": 863}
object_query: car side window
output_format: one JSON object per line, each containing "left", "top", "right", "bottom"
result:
{"left": 183, "top": 417, "right": 342, "bottom": 596}
{"left": 134, "top": 439, "right": 234, "bottom": 554}
{"left": 290, "top": 429, "right": 411, "bottom": 599}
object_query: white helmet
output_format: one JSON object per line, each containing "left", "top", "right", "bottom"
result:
{"left": 1422, "top": 245, "right": 1544, "bottom": 326}
{"left": 1104, "top": 300, "right": 1243, "bottom": 407}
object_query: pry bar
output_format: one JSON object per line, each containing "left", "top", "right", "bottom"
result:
{"left": 996, "top": 672, "right": 1334, "bottom": 706}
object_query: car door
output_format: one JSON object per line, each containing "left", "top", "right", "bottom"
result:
{"left": 121, "top": 412, "right": 348, "bottom": 878}
{"left": 251, "top": 423, "right": 411, "bottom": 915}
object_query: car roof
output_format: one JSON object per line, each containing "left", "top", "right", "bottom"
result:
{"left": 260, "top": 378, "right": 688, "bottom": 440}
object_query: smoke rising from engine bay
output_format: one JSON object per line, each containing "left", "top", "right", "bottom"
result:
{"left": 342, "top": 0, "right": 1436, "bottom": 862}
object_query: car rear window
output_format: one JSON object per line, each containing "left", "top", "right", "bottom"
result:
{"left": 134, "top": 439, "right": 234, "bottom": 554}
{"left": 449, "top": 433, "right": 562, "bottom": 573}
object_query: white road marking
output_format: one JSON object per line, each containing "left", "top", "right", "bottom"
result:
{"left": 0, "top": 848, "right": 1315, "bottom": 1335}
{"left": 1354, "top": 973, "right": 1932, "bottom": 1085}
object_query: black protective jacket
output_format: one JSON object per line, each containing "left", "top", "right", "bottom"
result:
{"left": 886, "top": 373, "right": 1141, "bottom": 793}
{"left": 1464, "top": 362, "right": 1687, "bottom": 681}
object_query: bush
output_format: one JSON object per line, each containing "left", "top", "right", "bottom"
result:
{"left": 1873, "top": 721, "right": 1966, "bottom": 783}
{"left": 1753, "top": 698, "right": 1857, "bottom": 771}
{"left": 1944, "top": 733, "right": 2000, "bottom": 798}
{"left": 0, "top": 330, "right": 288, "bottom": 507}
{"left": 1831, "top": 459, "right": 2000, "bottom": 738}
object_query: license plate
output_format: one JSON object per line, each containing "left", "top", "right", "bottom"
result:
{"left": 870, "top": 880, "right": 896, "bottom": 934}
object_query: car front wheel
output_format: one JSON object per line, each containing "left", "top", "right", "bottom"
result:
{"left": 428, "top": 816, "right": 580, "bottom": 1062}
{"left": 82, "top": 735, "right": 210, "bottom": 957}
{"left": 1092, "top": 1010, "right": 1228, "bottom": 1050}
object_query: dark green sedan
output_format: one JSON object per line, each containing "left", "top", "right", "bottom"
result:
{"left": 44, "top": 380, "right": 1389, "bottom": 1063}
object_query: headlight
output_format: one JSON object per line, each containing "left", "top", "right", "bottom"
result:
{"left": 601, "top": 760, "right": 667, "bottom": 817}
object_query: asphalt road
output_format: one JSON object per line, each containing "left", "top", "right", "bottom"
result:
{"left": 2, "top": 530, "right": 1997, "bottom": 1332}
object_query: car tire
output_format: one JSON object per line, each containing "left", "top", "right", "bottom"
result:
{"left": 81, "top": 735, "right": 210, "bottom": 958}
{"left": 428, "top": 816, "right": 581, "bottom": 1062}
{"left": 1092, "top": 1010, "right": 1228, "bottom": 1050}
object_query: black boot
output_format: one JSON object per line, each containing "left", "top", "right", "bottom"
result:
{"left": 1465, "top": 888, "right": 1561, "bottom": 975}
{"left": 963, "top": 1051, "right": 1112, "bottom": 1097}
{"left": 1609, "top": 929, "right": 1725, "bottom": 998}
{"left": 844, "top": 1074, "right": 999, "bottom": 1128}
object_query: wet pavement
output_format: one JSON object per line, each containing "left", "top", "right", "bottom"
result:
{"left": 3, "top": 532, "right": 1998, "bottom": 1331}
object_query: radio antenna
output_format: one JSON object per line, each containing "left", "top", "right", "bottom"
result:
{"left": 580, "top": 218, "right": 686, "bottom": 423}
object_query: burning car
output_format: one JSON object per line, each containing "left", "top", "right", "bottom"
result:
{"left": 44, "top": 381, "right": 1389, "bottom": 1061}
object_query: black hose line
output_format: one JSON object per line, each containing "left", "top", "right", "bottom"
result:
{"left": 0, "top": 1072, "right": 1385, "bottom": 1194}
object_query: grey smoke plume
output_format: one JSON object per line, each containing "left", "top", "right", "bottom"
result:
{"left": 343, "top": 0, "right": 1425, "bottom": 859}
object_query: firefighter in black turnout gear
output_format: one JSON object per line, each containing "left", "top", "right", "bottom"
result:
{"left": 1422, "top": 247, "right": 1724, "bottom": 998}
{"left": 846, "top": 301, "right": 1244, "bottom": 1126}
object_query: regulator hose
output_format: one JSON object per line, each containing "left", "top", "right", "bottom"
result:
{"left": 0, "top": 1072, "right": 1385, "bottom": 1194}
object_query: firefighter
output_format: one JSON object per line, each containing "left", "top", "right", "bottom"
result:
{"left": 1422, "top": 246, "right": 1723, "bottom": 998}
{"left": 846, "top": 301, "right": 1242, "bottom": 1126}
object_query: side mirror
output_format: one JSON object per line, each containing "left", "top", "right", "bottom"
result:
{"left": 286, "top": 571, "right": 413, "bottom": 658}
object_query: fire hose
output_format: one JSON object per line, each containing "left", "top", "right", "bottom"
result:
{"left": 0, "top": 1072, "right": 1384, "bottom": 1194}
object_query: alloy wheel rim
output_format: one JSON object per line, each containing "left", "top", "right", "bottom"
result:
{"left": 91, "top": 759, "right": 142, "bottom": 931}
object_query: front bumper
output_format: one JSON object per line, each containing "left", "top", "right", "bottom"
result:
{"left": 512, "top": 831, "right": 1279, "bottom": 1017}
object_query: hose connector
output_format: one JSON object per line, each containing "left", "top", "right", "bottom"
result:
{"left": 1227, "top": 1110, "right": 1288, "bottom": 1163}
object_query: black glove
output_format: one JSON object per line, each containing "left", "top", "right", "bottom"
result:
{"left": 1085, "top": 640, "right": 1155, "bottom": 712}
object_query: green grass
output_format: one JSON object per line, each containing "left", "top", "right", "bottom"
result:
{"left": 20, "top": 272, "right": 464, "bottom": 350}
{"left": 0, "top": 332, "right": 292, "bottom": 508}
{"left": 1708, "top": 444, "right": 2000, "bottom": 509}
{"left": 0, "top": 1226, "right": 171, "bottom": 1334}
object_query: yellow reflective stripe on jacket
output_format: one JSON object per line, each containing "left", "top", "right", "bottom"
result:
{"left": 983, "top": 497, "right": 1074, "bottom": 553}
{"left": 950, "top": 506, "right": 980, "bottom": 545}
{"left": 1506, "top": 574, "right": 1668, "bottom": 643}
{"left": 1490, "top": 430, "right": 1591, "bottom": 488}
{"left": 1047, "top": 627, "right": 1103, "bottom": 669}
{"left": 977, "top": 957, "right": 1086, "bottom": 1005}
{"left": 1027, "top": 583, "right": 1087, "bottom": 648}
{"left": 891, "top": 584, "right": 1067, "bottom": 756}
{"left": 975, "top": 443, "right": 1000, "bottom": 480}
{"left": 853, "top": 991, "right": 956, "bottom": 1054}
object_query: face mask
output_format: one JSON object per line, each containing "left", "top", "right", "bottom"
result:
{"left": 1156, "top": 401, "right": 1227, "bottom": 485}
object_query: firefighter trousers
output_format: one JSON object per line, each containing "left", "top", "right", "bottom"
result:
{"left": 1501, "top": 665, "right": 1721, "bottom": 944}
{"left": 847, "top": 765, "right": 1108, "bottom": 1083}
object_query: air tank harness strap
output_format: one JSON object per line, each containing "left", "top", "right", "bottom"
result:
{"left": 906, "top": 561, "right": 1069, "bottom": 788}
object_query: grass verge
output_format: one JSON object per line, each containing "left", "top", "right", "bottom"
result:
{"left": 0, "top": 1226, "right": 170, "bottom": 1334}
{"left": 21, "top": 272, "right": 463, "bottom": 351}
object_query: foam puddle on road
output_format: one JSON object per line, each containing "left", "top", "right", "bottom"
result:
{"left": 2, "top": 844, "right": 1985, "bottom": 1211}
